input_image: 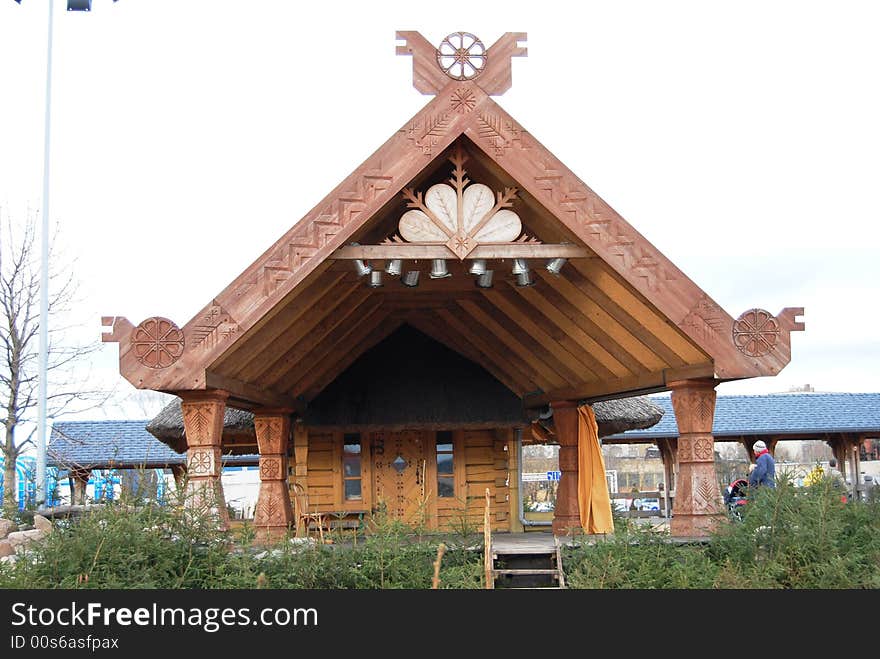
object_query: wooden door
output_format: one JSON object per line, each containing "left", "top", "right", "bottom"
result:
{"left": 370, "top": 431, "right": 433, "bottom": 526}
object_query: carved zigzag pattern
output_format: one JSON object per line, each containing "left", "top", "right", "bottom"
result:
{"left": 534, "top": 162, "right": 674, "bottom": 291}
{"left": 237, "top": 166, "right": 393, "bottom": 298}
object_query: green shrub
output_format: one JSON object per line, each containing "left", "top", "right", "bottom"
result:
{"left": 0, "top": 497, "right": 482, "bottom": 589}
{"left": 563, "top": 480, "right": 880, "bottom": 589}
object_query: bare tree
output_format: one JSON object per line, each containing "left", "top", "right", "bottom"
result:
{"left": 1, "top": 209, "right": 107, "bottom": 514}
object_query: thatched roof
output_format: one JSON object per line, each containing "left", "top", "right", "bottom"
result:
{"left": 145, "top": 326, "right": 664, "bottom": 447}
{"left": 146, "top": 400, "right": 256, "bottom": 453}
{"left": 592, "top": 396, "right": 664, "bottom": 438}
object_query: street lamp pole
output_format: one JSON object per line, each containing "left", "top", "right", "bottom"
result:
{"left": 22, "top": 0, "right": 104, "bottom": 507}
{"left": 35, "top": 0, "right": 56, "bottom": 507}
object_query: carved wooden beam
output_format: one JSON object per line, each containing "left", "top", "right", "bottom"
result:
{"left": 522, "top": 363, "right": 717, "bottom": 408}
{"left": 203, "top": 371, "right": 302, "bottom": 412}
{"left": 330, "top": 243, "right": 589, "bottom": 260}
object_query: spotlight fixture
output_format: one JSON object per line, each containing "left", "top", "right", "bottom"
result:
{"left": 468, "top": 259, "right": 487, "bottom": 276}
{"left": 402, "top": 270, "right": 420, "bottom": 287}
{"left": 546, "top": 257, "right": 567, "bottom": 276}
{"left": 385, "top": 259, "right": 403, "bottom": 277}
{"left": 429, "top": 259, "right": 451, "bottom": 279}
{"left": 511, "top": 258, "right": 528, "bottom": 275}
{"left": 475, "top": 270, "right": 494, "bottom": 289}
{"left": 515, "top": 270, "right": 535, "bottom": 287}
{"left": 368, "top": 271, "right": 383, "bottom": 288}
{"left": 350, "top": 242, "right": 372, "bottom": 277}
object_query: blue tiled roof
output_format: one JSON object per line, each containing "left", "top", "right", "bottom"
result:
{"left": 49, "top": 420, "right": 258, "bottom": 469}
{"left": 604, "top": 392, "right": 880, "bottom": 441}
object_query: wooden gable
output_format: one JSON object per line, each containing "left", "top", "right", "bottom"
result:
{"left": 102, "top": 31, "right": 803, "bottom": 412}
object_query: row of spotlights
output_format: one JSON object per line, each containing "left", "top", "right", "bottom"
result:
{"left": 353, "top": 253, "right": 566, "bottom": 288}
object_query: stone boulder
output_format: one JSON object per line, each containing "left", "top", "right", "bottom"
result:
{"left": 33, "top": 515, "right": 53, "bottom": 534}
{"left": 0, "top": 539, "right": 14, "bottom": 558}
{"left": 0, "top": 518, "right": 15, "bottom": 539}
{"left": 6, "top": 529, "right": 47, "bottom": 549}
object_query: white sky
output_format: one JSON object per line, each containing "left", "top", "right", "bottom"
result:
{"left": 1, "top": 0, "right": 878, "bottom": 420}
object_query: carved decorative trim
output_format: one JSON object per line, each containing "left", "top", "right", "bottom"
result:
{"left": 188, "top": 448, "right": 216, "bottom": 477}
{"left": 476, "top": 113, "right": 528, "bottom": 156}
{"left": 733, "top": 308, "right": 780, "bottom": 357}
{"left": 450, "top": 87, "right": 476, "bottom": 114}
{"left": 671, "top": 388, "right": 716, "bottom": 435}
{"left": 696, "top": 476, "right": 719, "bottom": 511}
{"left": 693, "top": 436, "right": 713, "bottom": 461}
{"left": 397, "top": 145, "right": 525, "bottom": 259}
{"left": 435, "top": 32, "right": 486, "bottom": 81}
{"left": 131, "top": 317, "right": 184, "bottom": 369}
{"left": 680, "top": 295, "right": 726, "bottom": 340}
{"left": 259, "top": 493, "right": 279, "bottom": 522}
{"left": 189, "top": 301, "right": 239, "bottom": 352}
{"left": 400, "top": 114, "right": 454, "bottom": 156}
{"left": 260, "top": 457, "right": 282, "bottom": 481}
{"left": 233, "top": 164, "right": 393, "bottom": 299}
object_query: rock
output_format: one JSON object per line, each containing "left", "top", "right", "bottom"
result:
{"left": 33, "top": 515, "right": 53, "bottom": 534}
{"left": 0, "top": 554, "right": 17, "bottom": 566}
{"left": 0, "top": 518, "right": 15, "bottom": 539}
{"left": 6, "top": 529, "right": 46, "bottom": 548}
{"left": 0, "top": 539, "right": 14, "bottom": 557}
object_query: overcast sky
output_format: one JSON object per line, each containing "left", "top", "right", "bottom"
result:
{"left": 1, "top": 0, "right": 878, "bottom": 419}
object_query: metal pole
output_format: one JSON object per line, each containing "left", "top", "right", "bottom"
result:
{"left": 36, "top": 0, "right": 55, "bottom": 507}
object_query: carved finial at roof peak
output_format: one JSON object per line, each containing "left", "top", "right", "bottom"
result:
{"left": 396, "top": 30, "right": 527, "bottom": 96}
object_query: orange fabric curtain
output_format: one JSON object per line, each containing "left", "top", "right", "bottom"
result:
{"left": 577, "top": 405, "right": 614, "bottom": 534}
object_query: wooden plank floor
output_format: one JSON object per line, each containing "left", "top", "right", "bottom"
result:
{"left": 491, "top": 533, "right": 558, "bottom": 554}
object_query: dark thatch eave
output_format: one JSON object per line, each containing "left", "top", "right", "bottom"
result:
{"left": 146, "top": 399, "right": 256, "bottom": 453}
{"left": 592, "top": 396, "right": 664, "bottom": 438}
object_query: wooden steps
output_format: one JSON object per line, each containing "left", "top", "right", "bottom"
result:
{"left": 490, "top": 536, "right": 566, "bottom": 589}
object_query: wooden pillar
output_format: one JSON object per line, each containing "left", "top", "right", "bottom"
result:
{"left": 551, "top": 401, "right": 580, "bottom": 535}
{"left": 850, "top": 439, "right": 862, "bottom": 500}
{"left": 507, "top": 428, "right": 524, "bottom": 533}
{"left": 169, "top": 464, "right": 187, "bottom": 490}
{"left": 70, "top": 469, "right": 90, "bottom": 505}
{"left": 253, "top": 410, "right": 295, "bottom": 542}
{"left": 657, "top": 438, "right": 677, "bottom": 518}
{"left": 293, "top": 421, "right": 309, "bottom": 490}
{"left": 180, "top": 390, "right": 230, "bottom": 530}
{"left": 668, "top": 379, "right": 725, "bottom": 537}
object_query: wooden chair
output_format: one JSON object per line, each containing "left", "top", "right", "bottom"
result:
{"left": 291, "top": 482, "right": 326, "bottom": 543}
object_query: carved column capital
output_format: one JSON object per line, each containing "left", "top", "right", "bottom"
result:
{"left": 668, "top": 379, "right": 717, "bottom": 435}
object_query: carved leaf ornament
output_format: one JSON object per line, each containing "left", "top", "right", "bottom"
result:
{"left": 399, "top": 184, "right": 521, "bottom": 243}
{"left": 398, "top": 149, "right": 522, "bottom": 258}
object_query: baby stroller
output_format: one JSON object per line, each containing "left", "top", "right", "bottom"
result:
{"left": 723, "top": 478, "right": 749, "bottom": 520}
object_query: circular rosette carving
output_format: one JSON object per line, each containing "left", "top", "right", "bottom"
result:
{"left": 436, "top": 32, "right": 487, "bottom": 80}
{"left": 131, "top": 316, "right": 185, "bottom": 369}
{"left": 732, "top": 308, "right": 780, "bottom": 357}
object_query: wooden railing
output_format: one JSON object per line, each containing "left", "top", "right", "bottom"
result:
{"left": 609, "top": 490, "right": 673, "bottom": 518}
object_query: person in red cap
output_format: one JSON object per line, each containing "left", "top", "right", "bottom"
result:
{"left": 748, "top": 440, "right": 776, "bottom": 488}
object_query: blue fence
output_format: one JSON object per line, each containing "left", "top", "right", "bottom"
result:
{"left": 0, "top": 457, "right": 167, "bottom": 509}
